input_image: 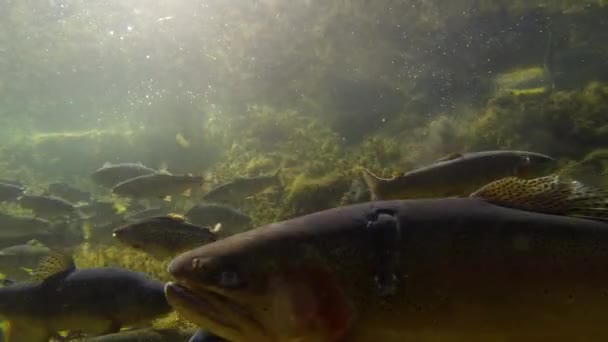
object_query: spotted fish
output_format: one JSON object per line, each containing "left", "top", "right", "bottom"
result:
{"left": 470, "top": 174, "right": 608, "bottom": 221}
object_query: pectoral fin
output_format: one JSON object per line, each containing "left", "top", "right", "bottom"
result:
{"left": 6, "top": 320, "right": 51, "bottom": 342}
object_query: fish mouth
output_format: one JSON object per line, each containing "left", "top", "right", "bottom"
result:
{"left": 165, "top": 281, "right": 268, "bottom": 341}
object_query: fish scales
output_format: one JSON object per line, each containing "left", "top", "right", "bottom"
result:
{"left": 167, "top": 198, "right": 608, "bottom": 342}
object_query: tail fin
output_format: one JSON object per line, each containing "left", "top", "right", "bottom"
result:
{"left": 361, "top": 168, "right": 385, "bottom": 201}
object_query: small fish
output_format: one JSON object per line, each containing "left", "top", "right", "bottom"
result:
{"left": 362, "top": 150, "right": 556, "bottom": 200}
{"left": 79, "top": 200, "right": 120, "bottom": 221}
{"left": 188, "top": 329, "right": 229, "bottom": 342}
{"left": 125, "top": 206, "right": 170, "bottom": 222}
{"left": 0, "top": 240, "right": 51, "bottom": 281}
{"left": 83, "top": 327, "right": 200, "bottom": 342}
{"left": 0, "top": 239, "right": 51, "bottom": 257}
{"left": 186, "top": 203, "right": 252, "bottom": 236}
{"left": 18, "top": 194, "right": 77, "bottom": 218}
{"left": 47, "top": 182, "right": 91, "bottom": 203}
{"left": 91, "top": 162, "right": 158, "bottom": 188}
{"left": 166, "top": 198, "right": 608, "bottom": 342}
{"left": 0, "top": 182, "right": 25, "bottom": 202}
{"left": 0, "top": 252, "right": 171, "bottom": 342}
{"left": 0, "top": 213, "right": 50, "bottom": 238}
{"left": 112, "top": 174, "right": 203, "bottom": 199}
{"left": 113, "top": 215, "right": 217, "bottom": 259}
{"left": 470, "top": 174, "right": 608, "bottom": 221}
{"left": 203, "top": 169, "right": 281, "bottom": 204}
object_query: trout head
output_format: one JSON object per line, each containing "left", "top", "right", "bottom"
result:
{"left": 165, "top": 225, "right": 359, "bottom": 342}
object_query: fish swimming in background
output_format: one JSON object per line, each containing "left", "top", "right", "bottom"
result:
{"left": 18, "top": 194, "right": 77, "bottom": 219}
{"left": 0, "top": 240, "right": 51, "bottom": 281}
{"left": 166, "top": 193, "right": 608, "bottom": 342}
{"left": 79, "top": 200, "right": 121, "bottom": 224}
{"left": 0, "top": 182, "right": 25, "bottom": 202}
{"left": 185, "top": 203, "right": 252, "bottom": 236}
{"left": 82, "top": 327, "right": 201, "bottom": 342}
{"left": 113, "top": 215, "right": 218, "bottom": 259}
{"left": 91, "top": 162, "right": 158, "bottom": 188}
{"left": 124, "top": 206, "right": 170, "bottom": 222}
{"left": 470, "top": 174, "right": 608, "bottom": 221}
{"left": 0, "top": 213, "right": 50, "bottom": 238}
{"left": 112, "top": 173, "right": 203, "bottom": 199}
{"left": 202, "top": 169, "right": 282, "bottom": 204}
{"left": 362, "top": 150, "right": 556, "bottom": 200}
{"left": 0, "top": 252, "right": 172, "bottom": 342}
{"left": 47, "top": 182, "right": 91, "bottom": 203}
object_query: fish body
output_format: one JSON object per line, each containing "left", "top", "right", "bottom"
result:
{"left": 91, "top": 162, "right": 157, "bottom": 188}
{"left": 0, "top": 240, "right": 51, "bottom": 281}
{"left": 362, "top": 150, "right": 555, "bottom": 200}
{"left": 0, "top": 213, "right": 50, "bottom": 238}
{"left": 203, "top": 170, "right": 281, "bottom": 204}
{"left": 188, "top": 329, "right": 229, "bottom": 342}
{"left": 18, "top": 194, "right": 76, "bottom": 218}
{"left": 125, "top": 206, "right": 170, "bottom": 222}
{"left": 186, "top": 203, "right": 252, "bottom": 236}
{"left": 47, "top": 182, "right": 91, "bottom": 203}
{"left": 79, "top": 200, "right": 121, "bottom": 224}
{"left": 166, "top": 198, "right": 608, "bottom": 342}
{"left": 0, "top": 182, "right": 25, "bottom": 202}
{"left": 83, "top": 328, "right": 198, "bottom": 342}
{"left": 0, "top": 254, "right": 172, "bottom": 342}
{"left": 113, "top": 215, "right": 217, "bottom": 259}
{"left": 112, "top": 174, "right": 203, "bottom": 199}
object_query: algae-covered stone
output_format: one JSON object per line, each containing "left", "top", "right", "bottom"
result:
{"left": 285, "top": 173, "right": 350, "bottom": 216}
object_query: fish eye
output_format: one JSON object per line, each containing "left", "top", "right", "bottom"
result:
{"left": 219, "top": 270, "right": 240, "bottom": 288}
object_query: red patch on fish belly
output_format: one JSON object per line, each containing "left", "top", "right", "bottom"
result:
{"left": 281, "top": 267, "right": 354, "bottom": 341}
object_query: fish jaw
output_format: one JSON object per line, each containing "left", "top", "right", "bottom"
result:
{"left": 167, "top": 256, "right": 355, "bottom": 342}
{"left": 165, "top": 281, "right": 270, "bottom": 342}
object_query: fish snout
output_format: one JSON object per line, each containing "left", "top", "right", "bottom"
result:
{"left": 167, "top": 251, "right": 214, "bottom": 281}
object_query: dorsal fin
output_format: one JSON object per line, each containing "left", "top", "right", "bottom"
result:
{"left": 434, "top": 152, "right": 463, "bottom": 163}
{"left": 32, "top": 251, "right": 76, "bottom": 281}
{"left": 470, "top": 174, "right": 608, "bottom": 221}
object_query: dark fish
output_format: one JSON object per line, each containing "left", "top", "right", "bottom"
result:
{"left": 0, "top": 213, "right": 50, "bottom": 238}
{"left": 362, "top": 150, "right": 556, "bottom": 200}
{"left": 112, "top": 174, "right": 203, "bottom": 199}
{"left": 203, "top": 169, "right": 281, "bottom": 204}
{"left": 113, "top": 215, "right": 217, "bottom": 259}
{"left": 47, "top": 182, "right": 91, "bottom": 203}
{"left": 91, "top": 162, "right": 157, "bottom": 188}
{"left": 83, "top": 328, "right": 199, "bottom": 342}
{"left": 0, "top": 182, "right": 25, "bottom": 202}
{"left": 189, "top": 329, "right": 229, "bottom": 342}
{"left": 0, "top": 252, "right": 171, "bottom": 342}
{"left": 470, "top": 174, "right": 608, "bottom": 221}
{"left": 166, "top": 197, "right": 608, "bottom": 342}
{"left": 185, "top": 203, "right": 252, "bottom": 236}
{"left": 18, "top": 194, "right": 77, "bottom": 218}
